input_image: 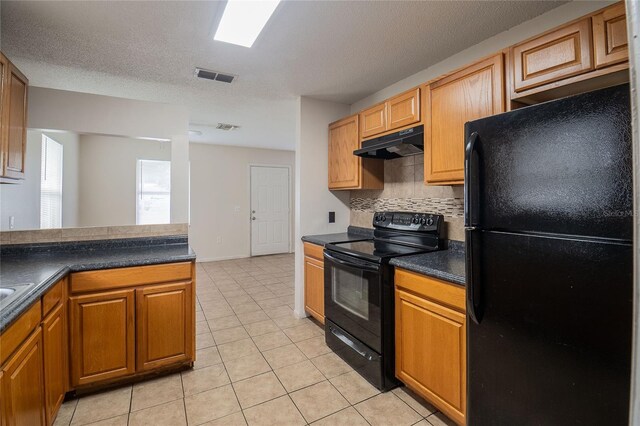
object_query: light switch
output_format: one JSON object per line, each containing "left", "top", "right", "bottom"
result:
{"left": 9, "top": 216, "right": 15, "bottom": 229}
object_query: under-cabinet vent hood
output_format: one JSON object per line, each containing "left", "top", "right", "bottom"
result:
{"left": 354, "top": 125, "right": 424, "bottom": 159}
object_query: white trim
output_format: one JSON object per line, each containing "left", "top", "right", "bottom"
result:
{"left": 196, "top": 254, "right": 252, "bottom": 263}
{"left": 248, "top": 163, "right": 293, "bottom": 257}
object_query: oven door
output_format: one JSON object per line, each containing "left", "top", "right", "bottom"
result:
{"left": 324, "top": 250, "right": 382, "bottom": 353}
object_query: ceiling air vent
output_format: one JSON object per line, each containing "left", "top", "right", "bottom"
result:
{"left": 195, "top": 67, "right": 236, "bottom": 83}
{"left": 216, "top": 123, "right": 240, "bottom": 131}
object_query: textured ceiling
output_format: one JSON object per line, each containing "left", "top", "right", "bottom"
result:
{"left": 1, "top": 1, "right": 565, "bottom": 150}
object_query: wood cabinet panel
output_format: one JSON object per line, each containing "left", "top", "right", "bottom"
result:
{"left": 136, "top": 282, "right": 194, "bottom": 371}
{"left": 304, "top": 255, "right": 324, "bottom": 324}
{"left": 42, "top": 280, "right": 64, "bottom": 319}
{"left": 359, "top": 103, "right": 386, "bottom": 139}
{"left": 70, "top": 262, "right": 192, "bottom": 293}
{"left": 328, "top": 114, "right": 360, "bottom": 189}
{"left": 42, "top": 303, "right": 67, "bottom": 425}
{"left": 387, "top": 88, "right": 420, "bottom": 130}
{"left": 0, "top": 371, "right": 4, "bottom": 426}
{"left": 396, "top": 288, "right": 465, "bottom": 425}
{"left": 69, "top": 290, "right": 135, "bottom": 386}
{"left": 2, "top": 328, "right": 46, "bottom": 426}
{"left": 593, "top": 3, "right": 628, "bottom": 69}
{"left": 1, "top": 60, "right": 28, "bottom": 180}
{"left": 511, "top": 19, "right": 593, "bottom": 93}
{"left": 425, "top": 54, "right": 504, "bottom": 185}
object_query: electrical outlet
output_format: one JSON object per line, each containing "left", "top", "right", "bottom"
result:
{"left": 9, "top": 216, "right": 15, "bottom": 229}
{"left": 234, "top": 206, "right": 240, "bottom": 213}
{"left": 216, "top": 236, "right": 223, "bottom": 243}
{"left": 329, "top": 211, "right": 335, "bottom": 223}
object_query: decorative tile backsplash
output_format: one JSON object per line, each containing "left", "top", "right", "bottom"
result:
{"left": 349, "top": 154, "right": 465, "bottom": 241}
{"left": 351, "top": 197, "right": 463, "bottom": 217}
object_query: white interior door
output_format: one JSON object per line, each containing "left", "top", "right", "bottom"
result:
{"left": 250, "top": 166, "right": 290, "bottom": 256}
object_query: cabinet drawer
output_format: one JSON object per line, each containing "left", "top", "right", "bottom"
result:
{"left": 303, "top": 242, "right": 324, "bottom": 261}
{"left": 387, "top": 88, "right": 420, "bottom": 130}
{"left": 593, "top": 3, "right": 628, "bottom": 69}
{"left": 70, "top": 262, "right": 192, "bottom": 293}
{"left": 395, "top": 268, "right": 465, "bottom": 312}
{"left": 42, "top": 279, "right": 64, "bottom": 318}
{"left": 359, "top": 103, "right": 387, "bottom": 139}
{"left": 511, "top": 18, "right": 593, "bottom": 92}
{"left": 0, "top": 300, "right": 42, "bottom": 366}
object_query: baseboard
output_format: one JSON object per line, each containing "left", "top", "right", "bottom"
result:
{"left": 196, "top": 254, "right": 250, "bottom": 262}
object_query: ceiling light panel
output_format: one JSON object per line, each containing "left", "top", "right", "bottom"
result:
{"left": 214, "top": 0, "right": 281, "bottom": 48}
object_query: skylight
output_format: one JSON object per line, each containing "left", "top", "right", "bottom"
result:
{"left": 214, "top": 0, "right": 281, "bottom": 48}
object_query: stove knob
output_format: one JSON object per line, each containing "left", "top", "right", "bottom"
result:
{"left": 420, "top": 217, "right": 427, "bottom": 225}
{"left": 412, "top": 217, "right": 419, "bottom": 224}
{"left": 426, "top": 217, "right": 434, "bottom": 226}
{"left": 381, "top": 215, "right": 386, "bottom": 222}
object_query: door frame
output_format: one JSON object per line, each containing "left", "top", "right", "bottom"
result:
{"left": 248, "top": 164, "right": 292, "bottom": 257}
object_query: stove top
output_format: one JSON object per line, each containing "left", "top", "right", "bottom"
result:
{"left": 324, "top": 211, "right": 446, "bottom": 263}
{"left": 326, "top": 239, "right": 439, "bottom": 263}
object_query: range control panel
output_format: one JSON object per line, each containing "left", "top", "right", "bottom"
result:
{"left": 373, "top": 211, "right": 443, "bottom": 232}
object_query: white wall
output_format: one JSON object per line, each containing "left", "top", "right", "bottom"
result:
{"left": 351, "top": 1, "right": 615, "bottom": 113}
{"left": 294, "top": 97, "right": 351, "bottom": 318}
{"left": 77, "top": 135, "right": 171, "bottom": 227}
{"left": 0, "top": 130, "right": 79, "bottom": 231}
{"left": 27, "top": 87, "right": 190, "bottom": 223}
{"left": 189, "top": 143, "right": 295, "bottom": 262}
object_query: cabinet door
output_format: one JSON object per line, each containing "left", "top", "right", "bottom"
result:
{"left": 42, "top": 303, "right": 67, "bottom": 425}
{"left": 425, "top": 54, "right": 504, "bottom": 185}
{"left": 136, "top": 282, "right": 194, "bottom": 371}
{"left": 328, "top": 114, "right": 360, "bottom": 189}
{"left": 359, "top": 103, "right": 386, "bottom": 139}
{"left": 387, "top": 88, "right": 420, "bottom": 130}
{"left": 511, "top": 18, "right": 593, "bottom": 93}
{"left": 1, "top": 62, "right": 28, "bottom": 180}
{"left": 395, "top": 289, "right": 465, "bottom": 425}
{"left": 303, "top": 255, "right": 324, "bottom": 324}
{"left": 593, "top": 3, "right": 628, "bottom": 69}
{"left": 3, "top": 328, "right": 46, "bottom": 426}
{"left": 69, "top": 290, "right": 135, "bottom": 386}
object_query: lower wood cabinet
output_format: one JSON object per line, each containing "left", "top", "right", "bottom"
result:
{"left": 2, "top": 327, "right": 46, "bottom": 426}
{"left": 136, "top": 282, "right": 194, "bottom": 371}
{"left": 70, "top": 289, "right": 136, "bottom": 387}
{"left": 395, "top": 269, "right": 466, "bottom": 425}
{"left": 303, "top": 242, "right": 325, "bottom": 323}
{"left": 42, "top": 303, "right": 67, "bottom": 425}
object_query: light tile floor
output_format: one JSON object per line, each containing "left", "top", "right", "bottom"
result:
{"left": 55, "top": 253, "right": 456, "bottom": 426}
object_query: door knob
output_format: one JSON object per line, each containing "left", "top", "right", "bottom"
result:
{"left": 252, "top": 217, "right": 256, "bottom": 220}
{"left": 252, "top": 210, "right": 256, "bottom": 214}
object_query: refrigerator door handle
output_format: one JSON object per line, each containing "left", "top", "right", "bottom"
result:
{"left": 464, "top": 131, "right": 479, "bottom": 228}
{"left": 466, "top": 228, "right": 482, "bottom": 324}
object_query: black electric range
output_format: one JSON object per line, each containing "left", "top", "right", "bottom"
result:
{"left": 323, "top": 211, "right": 445, "bottom": 391}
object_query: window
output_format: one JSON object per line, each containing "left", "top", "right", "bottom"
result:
{"left": 40, "top": 135, "right": 63, "bottom": 229}
{"left": 136, "top": 159, "right": 171, "bottom": 225}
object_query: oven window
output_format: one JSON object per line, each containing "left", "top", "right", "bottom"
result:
{"left": 332, "top": 267, "right": 369, "bottom": 320}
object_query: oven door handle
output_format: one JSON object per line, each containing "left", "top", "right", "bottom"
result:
{"left": 329, "top": 325, "right": 376, "bottom": 361}
{"left": 323, "top": 252, "right": 380, "bottom": 272}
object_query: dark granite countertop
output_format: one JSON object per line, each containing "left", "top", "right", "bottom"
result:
{"left": 301, "top": 226, "right": 373, "bottom": 247}
{"left": 0, "top": 236, "right": 196, "bottom": 332}
{"left": 390, "top": 241, "right": 466, "bottom": 286}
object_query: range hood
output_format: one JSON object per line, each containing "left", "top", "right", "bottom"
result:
{"left": 354, "top": 125, "right": 424, "bottom": 159}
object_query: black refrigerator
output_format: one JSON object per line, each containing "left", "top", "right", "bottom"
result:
{"left": 464, "top": 84, "right": 633, "bottom": 426}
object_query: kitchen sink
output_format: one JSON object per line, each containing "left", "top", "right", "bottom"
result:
{"left": 0, "top": 284, "right": 32, "bottom": 307}
{"left": 0, "top": 288, "right": 16, "bottom": 301}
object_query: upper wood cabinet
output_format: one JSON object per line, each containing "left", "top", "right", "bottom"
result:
{"left": 70, "top": 289, "right": 136, "bottom": 387}
{"left": 511, "top": 18, "right": 593, "bottom": 93}
{"left": 395, "top": 269, "right": 466, "bottom": 426}
{"left": 593, "top": 3, "right": 628, "bottom": 69}
{"left": 387, "top": 88, "right": 420, "bottom": 130}
{"left": 136, "top": 282, "right": 194, "bottom": 372}
{"left": 0, "top": 53, "right": 28, "bottom": 181}
{"left": 424, "top": 54, "right": 504, "bottom": 185}
{"left": 328, "top": 114, "right": 383, "bottom": 190}
{"left": 360, "top": 103, "right": 387, "bottom": 139}
{"left": 303, "top": 242, "right": 325, "bottom": 324}
{"left": 2, "top": 327, "right": 46, "bottom": 426}
{"left": 359, "top": 88, "right": 421, "bottom": 140}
